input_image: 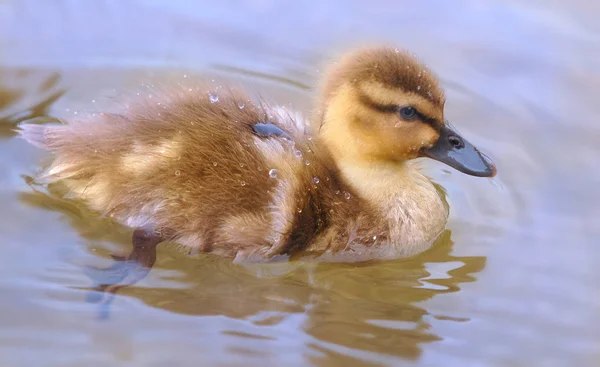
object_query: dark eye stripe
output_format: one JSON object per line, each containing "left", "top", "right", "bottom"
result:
{"left": 358, "top": 92, "right": 441, "bottom": 128}
{"left": 416, "top": 112, "right": 439, "bottom": 127}
{"left": 358, "top": 92, "right": 398, "bottom": 113}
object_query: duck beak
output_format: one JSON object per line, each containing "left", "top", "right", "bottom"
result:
{"left": 421, "top": 122, "right": 496, "bottom": 177}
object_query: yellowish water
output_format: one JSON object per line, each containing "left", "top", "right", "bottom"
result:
{"left": 1, "top": 1, "right": 600, "bottom": 366}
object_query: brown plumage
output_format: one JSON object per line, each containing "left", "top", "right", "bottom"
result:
{"left": 17, "top": 46, "right": 496, "bottom": 295}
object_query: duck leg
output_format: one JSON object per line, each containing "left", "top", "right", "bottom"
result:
{"left": 84, "top": 226, "right": 163, "bottom": 311}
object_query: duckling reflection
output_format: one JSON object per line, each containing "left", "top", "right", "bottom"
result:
{"left": 0, "top": 70, "right": 65, "bottom": 138}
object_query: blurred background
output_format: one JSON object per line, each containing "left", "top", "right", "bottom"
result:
{"left": 1, "top": 1, "right": 600, "bottom": 366}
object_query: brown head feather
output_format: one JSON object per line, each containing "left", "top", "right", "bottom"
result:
{"left": 317, "top": 46, "right": 444, "bottom": 119}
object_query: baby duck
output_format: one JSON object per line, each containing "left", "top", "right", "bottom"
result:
{"left": 18, "top": 46, "right": 495, "bottom": 292}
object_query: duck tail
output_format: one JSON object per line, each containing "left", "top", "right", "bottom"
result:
{"left": 16, "top": 122, "right": 82, "bottom": 180}
{"left": 16, "top": 123, "right": 50, "bottom": 150}
{"left": 16, "top": 122, "right": 68, "bottom": 151}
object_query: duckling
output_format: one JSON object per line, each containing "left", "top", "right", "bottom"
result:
{"left": 17, "top": 46, "right": 495, "bottom": 293}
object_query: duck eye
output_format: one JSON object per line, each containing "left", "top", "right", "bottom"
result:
{"left": 448, "top": 135, "right": 464, "bottom": 149}
{"left": 399, "top": 106, "right": 417, "bottom": 120}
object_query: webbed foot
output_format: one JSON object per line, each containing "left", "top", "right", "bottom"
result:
{"left": 84, "top": 227, "right": 163, "bottom": 318}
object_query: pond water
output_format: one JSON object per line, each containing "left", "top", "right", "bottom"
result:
{"left": 1, "top": 1, "right": 600, "bottom": 366}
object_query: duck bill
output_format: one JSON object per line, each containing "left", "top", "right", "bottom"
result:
{"left": 421, "top": 122, "right": 497, "bottom": 177}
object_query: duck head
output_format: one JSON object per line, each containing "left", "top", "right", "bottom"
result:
{"left": 318, "top": 46, "right": 496, "bottom": 178}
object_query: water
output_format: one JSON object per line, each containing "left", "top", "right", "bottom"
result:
{"left": 1, "top": 1, "right": 600, "bottom": 366}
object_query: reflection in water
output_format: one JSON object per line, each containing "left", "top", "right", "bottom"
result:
{"left": 18, "top": 180, "right": 485, "bottom": 359}
{"left": 0, "top": 70, "right": 65, "bottom": 137}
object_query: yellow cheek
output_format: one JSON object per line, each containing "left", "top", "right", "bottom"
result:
{"left": 343, "top": 111, "right": 441, "bottom": 162}
{"left": 390, "top": 123, "right": 440, "bottom": 158}
{"left": 411, "top": 122, "right": 436, "bottom": 140}
{"left": 416, "top": 124, "right": 440, "bottom": 148}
